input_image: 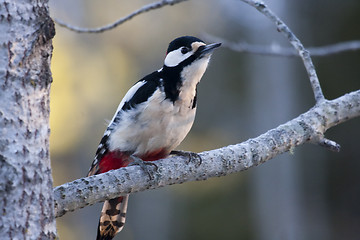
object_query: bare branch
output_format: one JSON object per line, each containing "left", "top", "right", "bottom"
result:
{"left": 53, "top": 90, "right": 360, "bottom": 218}
{"left": 203, "top": 34, "right": 360, "bottom": 57}
{"left": 240, "top": 0, "right": 325, "bottom": 103}
{"left": 53, "top": 0, "right": 189, "bottom": 33}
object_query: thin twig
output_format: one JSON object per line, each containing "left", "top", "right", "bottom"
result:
{"left": 53, "top": 0, "right": 189, "bottom": 33}
{"left": 309, "top": 41, "right": 360, "bottom": 56}
{"left": 240, "top": 0, "right": 325, "bottom": 103}
{"left": 318, "top": 138, "right": 341, "bottom": 152}
{"left": 204, "top": 34, "right": 360, "bottom": 57}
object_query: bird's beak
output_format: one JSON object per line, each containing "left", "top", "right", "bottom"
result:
{"left": 198, "top": 42, "right": 222, "bottom": 56}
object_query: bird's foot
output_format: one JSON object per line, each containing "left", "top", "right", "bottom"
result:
{"left": 170, "top": 150, "right": 202, "bottom": 167}
{"left": 129, "top": 156, "right": 158, "bottom": 180}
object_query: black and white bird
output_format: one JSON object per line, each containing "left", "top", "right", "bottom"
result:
{"left": 87, "top": 36, "right": 221, "bottom": 240}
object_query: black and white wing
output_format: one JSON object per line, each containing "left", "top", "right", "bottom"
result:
{"left": 87, "top": 71, "right": 162, "bottom": 176}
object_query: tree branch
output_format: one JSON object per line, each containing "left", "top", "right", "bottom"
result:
{"left": 53, "top": 0, "right": 189, "bottom": 33}
{"left": 240, "top": 0, "right": 324, "bottom": 103}
{"left": 203, "top": 34, "right": 360, "bottom": 57}
{"left": 53, "top": 90, "right": 360, "bottom": 218}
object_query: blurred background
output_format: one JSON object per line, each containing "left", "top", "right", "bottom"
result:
{"left": 49, "top": 0, "right": 360, "bottom": 239}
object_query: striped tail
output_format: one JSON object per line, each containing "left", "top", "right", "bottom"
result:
{"left": 97, "top": 195, "right": 129, "bottom": 240}
{"left": 88, "top": 148, "right": 132, "bottom": 240}
{"left": 89, "top": 146, "right": 167, "bottom": 239}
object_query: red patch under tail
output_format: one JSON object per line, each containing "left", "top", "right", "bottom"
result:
{"left": 97, "top": 151, "right": 131, "bottom": 174}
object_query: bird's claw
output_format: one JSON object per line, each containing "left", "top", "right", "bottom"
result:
{"left": 129, "top": 156, "right": 158, "bottom": 180}
{"left": 170, "top": 150, "right": 202, "bottom": 167}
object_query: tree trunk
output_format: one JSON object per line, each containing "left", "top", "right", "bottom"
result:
{"left": 0, "top": 0, "right": 56, "bottom": 239}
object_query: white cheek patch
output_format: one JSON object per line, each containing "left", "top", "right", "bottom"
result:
{"left": 164, "top": 48, "right": 192, "bottom": 67}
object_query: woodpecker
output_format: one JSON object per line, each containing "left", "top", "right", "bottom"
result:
{"left": 87, "top": 36, "right": 221, "bottom": 240}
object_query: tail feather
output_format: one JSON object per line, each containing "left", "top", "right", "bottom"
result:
{"left": 96, "top": 195, "right": 129, "bottom": 240}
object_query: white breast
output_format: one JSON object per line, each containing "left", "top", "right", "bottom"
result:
{"left": 108, "top": 88, "right": 196, "bottom": 156}
{"left": 108, "top": 56, "right": 210, "bottom": 156}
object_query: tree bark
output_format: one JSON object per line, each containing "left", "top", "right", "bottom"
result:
{"left": 0, "top": 0, "right": 56, "bottom": 239}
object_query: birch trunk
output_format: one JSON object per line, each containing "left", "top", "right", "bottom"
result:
{"left": 0, "top": 0, "right": 56, "bottom": 239}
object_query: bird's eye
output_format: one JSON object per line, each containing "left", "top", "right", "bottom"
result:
{"left": 181, "top": 47, "right": 190, "bottom": 54}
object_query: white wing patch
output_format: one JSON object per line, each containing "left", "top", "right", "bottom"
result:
{"left": 109, "top": 80, "right": 147, "bottom": 124}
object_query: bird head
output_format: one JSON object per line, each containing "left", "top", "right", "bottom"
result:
{"left": 164, "top": 36, "right": 221, "bottom": 68}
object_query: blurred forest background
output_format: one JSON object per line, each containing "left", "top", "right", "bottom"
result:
{"left": 49, "top": 0, "right": 360, "bottom": 239}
